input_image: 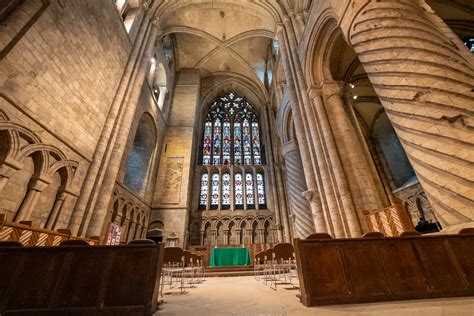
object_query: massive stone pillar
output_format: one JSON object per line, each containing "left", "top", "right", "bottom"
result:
{"left": 282, "top": 141, "right": 316, "bottom": 238}
{"left": 341, "top": 0, "right": 474, "bottom": 231}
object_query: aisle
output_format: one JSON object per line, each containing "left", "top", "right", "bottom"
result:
{"left": 155, "top": 276, "right": 474, "bottom": 316}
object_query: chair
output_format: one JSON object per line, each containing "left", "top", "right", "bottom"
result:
{"left": 458, "top": 227, "right": 474, "bottom": 235}
{"left": 128, "top": 239, "right": 156, "bottom": 245}
{"left": 254, "top": 251, "right": 265, "bottom": 280}
{"left": 362, "top": 232, "right": 384, "bottom": 238}
{"left": 59, "top": 239, "right": 90, "bottom": 246}
{"left": 160, "top": 247, "right": 185, "bottom": 296}
{"left": 399, "top": 231, "right": 422, "bottom": 237}
{"left": 271, "top": 243, "right": 297, "bottom": 290}
{"left": 262, "top": 248, "right": 274, "bottom": 285}
{"left": 0, "top": 241, "right": 24, "bottom": 247}
{"left": 182, "top": 250, "right": 196, "bottom": 287}
{"left": 191, "top": 253, "right": 204, "bottom": 283}
{"left": 306, "top": 233, "right": 332, "bottom": 240}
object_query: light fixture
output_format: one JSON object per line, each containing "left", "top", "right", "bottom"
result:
{"left": 349, "top": 83, "right": 355, "bottom": 88}
{"left": 151, "top": 57, "right": 156, "bottom": 63}
{"left": 353, "top": 95, "right": 358, "bottom": 100}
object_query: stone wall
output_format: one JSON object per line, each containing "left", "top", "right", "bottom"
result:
{"left": 0, "top": 0, "right": 131, "bottom": 229}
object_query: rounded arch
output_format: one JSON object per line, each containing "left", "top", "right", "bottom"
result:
{"left": 123, "top": 113, "right": 157, "bottom": 195}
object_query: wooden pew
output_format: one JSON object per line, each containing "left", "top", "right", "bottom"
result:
{"left": 0, "top": 243, "right": 164, "bottom": 315}
{"left": 294, "top": 233, "right": 474, "bottom": 306}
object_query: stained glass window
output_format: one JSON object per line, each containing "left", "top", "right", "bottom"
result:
{"left": 245, "top": 173, "right": 254, "bottom": 206}
{"left": 199, "top": 174, "right": 208, "bottom": 208}
{"left": 198, "top": 92, "right": 267, "bottom": 211}
{"left": 213, "top": 118, "right": 221, "bottom": 165}
{"left": 235, "top": 173, "right": 244, "bottom": 208}
{"left": 223, "top": 120, "right": 231, "bottom": 165}
{"left": 234, "top": 122, "right": 242, "bottom": 164}
{"left": 211, "top": 173, "right": 220, "bottom": 208}
{"left": 243, "top": 119, "right": 252, "bottom": 165}
{"left": 222, "top": 173, "right": 231, "bottom": 209}
{"left": 257, "top": 173, "right": 266, "bottom": 207}
{"left": 202, "top": 121, "right": 212, "bottom": 165}
{"left": 200, "top": 91, "right": 263, "bottom": 166}
{"left": 252, "top": 122, "right": 261, "bottom": 165}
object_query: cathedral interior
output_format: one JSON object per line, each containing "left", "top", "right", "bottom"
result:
{"left": 0, "top": 0, "right": 473, "bottom": 314}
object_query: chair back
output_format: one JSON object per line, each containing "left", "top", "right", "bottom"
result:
{"left": 128, "top": 239, "right": 156, "bottom": 245}
{"left": 400, "top": 231, "right": 421, "bottom": 237}
{"left": 163, "top": 247, "right": 184, "bottom": 265}
{"left": 273, "top": 243, "right": 294, "bottom": 262}
{"left": 362, "top": 232, "right": 384, "bottom": 238}
{"left": 458, "top": 227, "right": 474, "bottom": 235}
{"left": 183, "top": 250, "right": 193, "bottom": 266}
{"left": 59, "top": 239, "right": 90, "bottom": 246}
{"left": 306, "top": 233, "right": 332, "bottom": 240}
{"left": 264, "top": 248, "right": 274, "bottom": 262}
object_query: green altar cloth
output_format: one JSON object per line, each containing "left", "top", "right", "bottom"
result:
{"left": 209, "top": 248, "right": 251, "bottom": 266}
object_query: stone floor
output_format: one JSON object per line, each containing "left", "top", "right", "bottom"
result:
{"left": 156, "top": 276, "right": 474, "bottom": 315}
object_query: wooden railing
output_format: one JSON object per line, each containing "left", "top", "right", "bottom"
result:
{"left": 0, "top": 214, "right": 99, "bottom": 246}
{"left": 363, "top": 203, "right": 414, "bottom": 237}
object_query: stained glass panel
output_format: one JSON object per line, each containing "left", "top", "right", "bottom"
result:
{"left": 211, "top": 173, "right": 220, "bottom": 206}
{"left": 234, "top": 122, "right": 242, "bottom": 164}
{"left": 251, "top": 122, "right": 261, "bottom": 165}
{"left": 235, "top": 173, "right": 243, "bottom": 207}
{"left": 257, "top": 173, "right": 265, "bottom": 206}
{"left": 199, "top": 174, "right": 208, "bottom": 206}
{"left": 202, "top": 121, "right": 212, "bottom": 165}
{"left": 243, "top": 119, "right": 252, "bottom": 165}
{"left": 222, "top": 173, "right": 231, "bottom": 207}
{"left": 223, "top": 121, "right": 231, "bottom": 165}
{"left": 212, "top": 119, "right": 221, "bottom": 165}
{"left": 245, "top": 173, "right": 254, "bottom": 206}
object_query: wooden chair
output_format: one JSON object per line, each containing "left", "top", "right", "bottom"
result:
{"left": 399, "top": 231, "right": 422, "bottom": 237}
{"left": 306, "top": 233, "right": 332, "bottom": 240}
{"left": 458, "top": 227, "right": 474, "bottom": 235}
{"left": 59, "top": 239, "right": 90, "bottom": 246}
{"left": 160, "top": 247, "right": 185, "bottom": 296}
{"left": 0, "top": 241, "right": 23, "bottom": 247}
{"left": 128, "top": 239, "right": 156, "bottom": 245}
{"left": 271, "top": 243, "right": 297, "bottom": 290}
{"left": 362, "top": 231, "right": 384, "bottom": 238}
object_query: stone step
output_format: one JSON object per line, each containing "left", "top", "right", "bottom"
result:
{"left": 204, "top": 270, "right": 255, "bottom": 277}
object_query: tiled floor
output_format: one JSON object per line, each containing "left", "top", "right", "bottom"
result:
{"left": 156, "top": 276, "right": 474, "bottom": 315}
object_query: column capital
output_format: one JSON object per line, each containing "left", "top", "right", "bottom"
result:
{"left": 28, "top": 175, "right": 51, "bottom": 191}
{"left": 322, "top": 80, "right": 345, "bottom": 98}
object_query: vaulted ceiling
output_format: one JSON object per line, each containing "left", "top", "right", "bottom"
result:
{"left": 154, "top": 1, "right": 288, "bottom": 104}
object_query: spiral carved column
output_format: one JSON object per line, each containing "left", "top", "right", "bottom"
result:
{"left": 345, "top": 0, "right": 474, "bottom": 230}
{"left": 282, "top": 141, "right": 316, "bottom": 238}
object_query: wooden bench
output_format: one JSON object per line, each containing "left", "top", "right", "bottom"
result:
{"left": 294, "top": 233, "right": 474, "bottom": 306}
{"left": 0, "top": 243, "right": 164, "bottom": 315}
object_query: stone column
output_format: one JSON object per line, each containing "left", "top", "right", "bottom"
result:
{"left": 342, "top": 0, "right": 474, "bottom": 230}
{"left": 45, "top": 189, "right": 68, "bottom": 230}
{"left": 68, "top": 9, "right": 156, "bottom": 236}
{"left": 275, "top": 163, "right": 291, "bottom": 242}
{"left": 14, "top": 175, "right": 50, "bottom": 222}
{"left": 84, "top": 26, "right": 159, "bottom": 239}
{"left": 127, "top": 221, "right": 137, "bottom": 242}
{"left": 282, "top": 141, "right": 316, "bottom": 238}
{"left": 276, "top": 24, "right": 328, "bottom": 234}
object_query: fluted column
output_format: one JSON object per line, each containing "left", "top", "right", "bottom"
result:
{"left": 282, "top": 141, "right": 316, "bottom": 238}
{"left": 343, "top": 0, "right": 474, "bottom": 230}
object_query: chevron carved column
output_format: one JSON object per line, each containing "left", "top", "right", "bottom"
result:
{"left": 282, "top": 141, "right": 316, "bottom": 238}
{"left": 346, "top": 0, "right": 474, "bottom": 230}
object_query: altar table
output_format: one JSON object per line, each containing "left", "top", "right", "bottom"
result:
{"left": 209, "top": 247, "right": 251, "bottom": 266}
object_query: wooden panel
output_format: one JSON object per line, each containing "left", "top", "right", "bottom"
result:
{"left": 341, "top": 242, "right": 389, "bottom": 297}
{"left": 0, "top": 244, "right": 164, "bottom": 314}
{"left": 414, "top": 239, "right": 466, "bottom": 292}
{"left": 295, "top": 235, "right": 474, "bottom": 306}
{"left": 448, "top": 236, "right": 474, "bottom": 288}
{"left": 52, "top": 251, "right": 110, "bottom": 308}
{"left": 301, "top": 242, "right": 348, "bottom": 304}
{"left": 375, "top": 239, "right": 426, "bottom": 294}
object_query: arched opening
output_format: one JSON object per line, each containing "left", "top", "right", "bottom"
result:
{"left": 149, "top": 60, "right": 168, "bottom": 110}
{"left": 123, "top": 113, "right": 157, "bottom": 196}
{"left": 203, "top": 222, "right": 211, "bottom": 246}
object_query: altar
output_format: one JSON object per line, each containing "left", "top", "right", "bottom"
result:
{"left": 209, "top": 247, "right": 251, "bottom": 266}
